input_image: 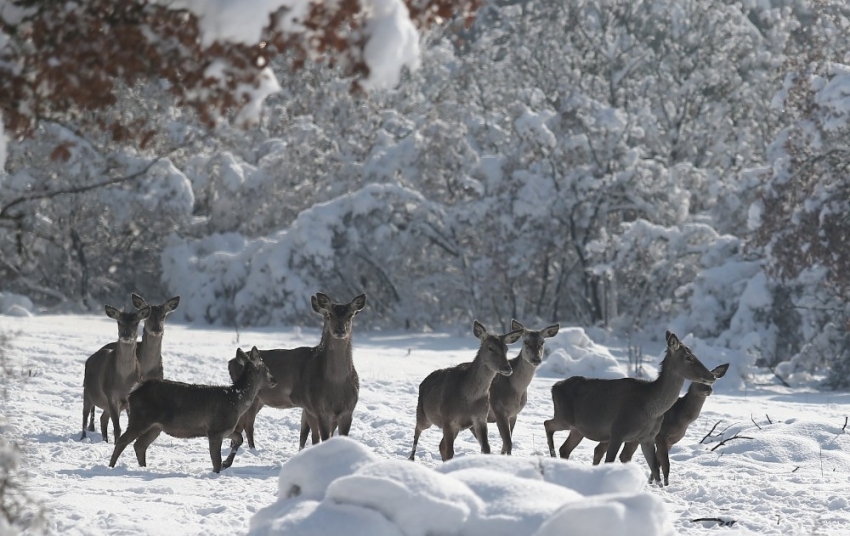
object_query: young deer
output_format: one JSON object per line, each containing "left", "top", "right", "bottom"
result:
{"left": 229, "top": 293, "right": 366, "bottom": 450}
{"left": 479, "top": 319, "right": 559, "bottom": 455}
{"left": 108, "top": 346, "right": 277, "bottom": 473}
{"left": 81, "top": 304, "right": 151, "bottom": 442}
{"left": 592, "top": 363, "right": 730, "bottom": 486}
{"left": 543, "top": 331, "right": 716, "bottom": 483}
{"left": 408, "top": 320, "right": 523, "bottom": 462}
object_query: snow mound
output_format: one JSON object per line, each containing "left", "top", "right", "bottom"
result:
{"left": 0, "top": 292, "right": 34, "bottom": 317}
{"left": 537, "top": 327, "right": 627, "bottom": 379}
{"left": 249, "top": 437, "right": 674, "bottom": 536}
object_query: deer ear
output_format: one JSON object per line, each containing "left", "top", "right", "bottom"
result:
{"left": 131, "top": 293, "right": 147, "bottom": 309}
{"left": 314, "top": 293, "right": 332, "bottom": 312}
{"left": 503, "top": 329, "right": 523, "bottom": 345}
{"left": 235, "top": 348, "right": 248, "bottom": 365}
{"left": 311, "top": 295, "right": 321, "bottom": 313}
{"left": 164, "top": 296, "right": 180, "bottom": 312}
{"left": 105, "top": 305, "right": 120, "bottom": 320}
{"left": 473, "top": 320, "right": 487, "bottom": 340}
{"left": 351, "top": 294, "right": 367, "bottom": 314}
{"left": 137, "top": 305, "right": 151, "bottom": 320}
{"left": 510, "top": 319, "right": 524, "bottom": 332}
{"left": 666, "top": 330, "right": 680, "bottom": 350}
{"left": 712, "top": 363, "right": 730, "bottom": 378}
{"left": 543, "top": 324, "right": 560, "bottom": 338}
{"left": 248, "top": 346, "right": 262, "bottom": 363}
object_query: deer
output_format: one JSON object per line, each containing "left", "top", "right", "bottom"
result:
{"left": 591, "top": 363, "right": 730, "bottom": 486}
{"left": 228, "top": 292, "right": 366, "bottom": 450}
{"left": 476, "top": 319, "right": 559, "bottom": 455}
{"left": 88, "top": 294, "right": 180, "bottom": 432}
{"left": 543, "top": 330, "right": 717, "bottom": 484}
{"left": 408, "top": 320, "right": 523, "bottom": 462}
{"left": 108, "top": 346, "right": 277, "bottom": 473}
{"left": 81, "top": 304, "right": 151, "bottom": 442}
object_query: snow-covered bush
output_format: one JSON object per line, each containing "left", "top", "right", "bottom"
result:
{"left": 248, "top": 437, "right": 674, "bottom": 536}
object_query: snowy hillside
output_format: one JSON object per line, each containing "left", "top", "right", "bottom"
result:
{"left": 1, "top": 314, "right": 849, "bottom": 535}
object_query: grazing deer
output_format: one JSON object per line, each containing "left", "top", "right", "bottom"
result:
{"left": 543, "top": 330, "right": 716, "bottom": 483}
{"left": 108, "top": 346, "right": 277, "bottom": 473}
{"left": 408, "top": 320, "right": 523, "bottom": 462}
{"left": 592, "top": 363, "right": 730, "bottom": 486}
{"left": 81, "top": 304, "right": 151, "bottom": 442}
{"left": 477, "top": 319, "right": 559, "bottom": 455}
{"left": 229, "top": 293, "right": 366, "bottom": 449}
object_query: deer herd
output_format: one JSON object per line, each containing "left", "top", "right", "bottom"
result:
{"left": 81, "top": 291, "right": 728, "bottom": 485}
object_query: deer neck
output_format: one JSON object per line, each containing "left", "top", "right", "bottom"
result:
{"left": 233, "top": 367, "right": 264, "bottom": 412}
{"left": 114, "top": 339, "right": 139, "bottom": 377}
{"left": 676, "top": 387, "right": 709, "bottom": 424}
{"left": 138, "top": 329, "right": 163, "bottom": 368}
{"left": 466, "top": 352, "right": 499, "bottom": 401}
{"left": 317, "top": 328, "right": 353, "bottom": 381}
{"left": 645, "top": 354, "right": 687, "bottom": 418}
{"left": 507, "top": 351, "right": 537, "bottom": 391}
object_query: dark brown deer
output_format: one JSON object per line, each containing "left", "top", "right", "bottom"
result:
{"left": 108, "top": 346, "right": 277, "bottom": 473}
{"left": 408, "top": 320, "right": 523, "bottom": 461}
{"left": 543, "top": 331, "right": 716, "bottom": 483}
{"left": 478, "top": 319, "right": 559, "bottom": 455}
{"left": 592, "top": 363, "right": 730, "bottom": 486}
{"left": 228, "top": 293, "right": 366, "bottom": 450}
{"left": 81, "top": 304, "right": 150, "bottom": 442}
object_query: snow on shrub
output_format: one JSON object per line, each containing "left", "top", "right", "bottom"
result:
{"left": 248, "top": 437, "right": 674, "bottom": 536}
{"left": 536, "top": 327, "right": 627, "bottom": 379}
{"left": 0, "top": 293, "right": 33, "bottom": 317}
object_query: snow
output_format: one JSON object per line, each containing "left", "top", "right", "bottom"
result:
{"left": 2, "top": 314, "right": 850, "bottom": 535}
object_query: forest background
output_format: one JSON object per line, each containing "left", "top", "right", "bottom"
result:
{"left": 2, "top": 0, "right": 850, "bottom": 390}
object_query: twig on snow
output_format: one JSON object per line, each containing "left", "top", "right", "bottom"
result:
{"left": 700, "top": 421, "right": 722, "bottom": 444}
{"left": 750, "top": 414, "right": 762, "bottom": 430}
{"left": 691, "top": 518, "right": 737, "bottom": 527}
{"left": 710, "top": 434, "right": 754, "bottom": 452}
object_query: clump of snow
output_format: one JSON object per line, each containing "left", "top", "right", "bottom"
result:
{"left": 537, "top": 327, "right": 627, "bottom": 379}
{"left": 362, "top": 0, "right": 420, "bottom": 89}
{"left": 235, "top": 67, "right": 282, "bottom": 127}
{"left": 249, "top": 437, "right": 674, "bottom": 536}
{"left": 0, "top": 292, "right": 34, "bottom": 317}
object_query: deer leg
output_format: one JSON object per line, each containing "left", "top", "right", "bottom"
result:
{"left": 337, "top": 412, "right": 354, "bottom": 436}
{"left": 99, "top": 410, "right": 110, "bottom": 442}
{"left": 472, "top": 419, "right": 491, "bottom": 455}
{"left": 208, "top": 436, "right": 224, "bottom": 473}
{"left": 317, "top": 415, "right": 333, "bottom": 442}
{"left": 509, "top": 415, "right": 517, "bottom": 434}
{"left": 221, "top": 431, "right": 243, "bottom": 470}
{"left": 604, "top": 434, "right": 624, "bottom": 463}
{"left": 299, "top": 411, "right": 311, "bottom": 450}
{"left": 619, "top": 441, "right": 639, "bottom": 463}
{"left": 441, "top": 427, "right": 458, "bottom": 461}
{"left": 87, "top": 407, "right": 95, "bottom": 432}
{"left": 656, "top": 438, "right": 671, "bottom": 486}
{"left": 560, "top": 430, "right": 584, "bottom": 459}
{"left": 593, "top": 442, "right": 607, "bottom": 465}
{"left": 244, "top": 400, "right": 262, "bottom": 449}
{"left": 109, "top": 423, "right": 147, "bottom": 468}
{"left": 544, "top": 417, "right": 567, "bottom": 458}
{"left": 494, "top": 413, "right": 512, "bottom": 455}
{"left": 132, "top": 428, "right": 162, "bottom": 467}
{"left": 81, "top": 400, "right": 92, "bottom": 440}
{"left": 408, "top": 426, "right": 423, "bottom": 461}
{"left": 640, "top": 440, "right": 661, "bottom": 485}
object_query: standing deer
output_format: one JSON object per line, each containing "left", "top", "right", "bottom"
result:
{"left": 408, "top": 320, "right": 523, "bottom": 462}
{"left": 477, "top": 319, "right": 559, "bottom": 455}
{"left": 81, "top": 304, "right": 150, "bottom": 442}
{"left": 228, "top": 293, "right": 366, "bottom": 450}
{"left": 543, "top": 330, "right": 716, "bottom": 484}
{"left": 592, "top": 363, "right": 730, "bottom": 486}
{"left": 108, "top": 346, "right": 276, "bottom": 473}
{"left": 88, "top": 294, "right": 180, "bottom": 432}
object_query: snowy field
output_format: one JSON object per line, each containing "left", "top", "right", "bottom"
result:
{"left": 2, "top": 314, "right": 849, "bottom": 535}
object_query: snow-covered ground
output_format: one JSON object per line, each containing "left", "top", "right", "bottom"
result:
{"left": 2, "top": 314, "right": 849, "bottom": 535}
